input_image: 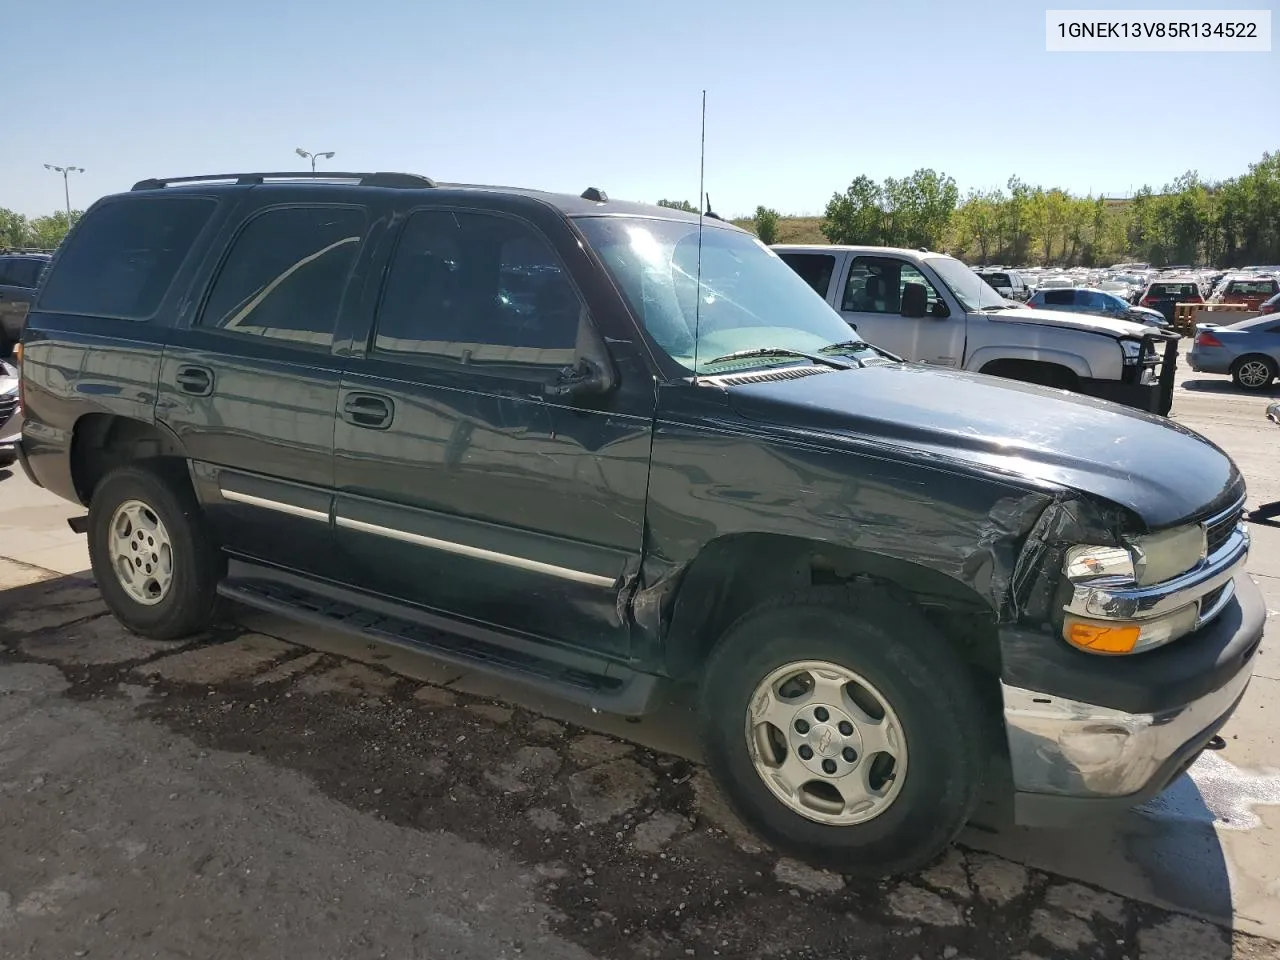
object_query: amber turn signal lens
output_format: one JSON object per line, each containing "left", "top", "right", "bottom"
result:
{"left": 1065, "top": 620, "right": 1140, "bottom": 654}
{"left": 12, "top": 342, "right": 21, "bottom": 364}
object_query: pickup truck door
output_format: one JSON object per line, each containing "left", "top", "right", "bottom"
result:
{"left": 835, "top": 254, "right": 965, "bottom": 367}
{"left": 331, "top": 204, "right": 654, "bottom": 659}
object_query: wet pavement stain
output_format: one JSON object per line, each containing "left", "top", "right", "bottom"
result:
{"left": 1139, "top": 751, "right": 1280, "bottom": 831}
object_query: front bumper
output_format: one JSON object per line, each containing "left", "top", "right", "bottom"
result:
{"left": 1077, "top": 334, "right": 1179, "bottom": 416}
{"left": 1002, "top": 571, "right": 1264, "bottom": 826}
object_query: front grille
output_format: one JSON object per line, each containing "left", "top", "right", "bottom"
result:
{"left": 1205, "top": 502, "right": 1244, "bottom": 556}
{"left": 0, "top": 394, "right": 16, "bottom": 426}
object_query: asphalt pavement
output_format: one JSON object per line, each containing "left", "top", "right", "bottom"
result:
{"left": 2, "top": 352, "right": 1279, "bottom": 959}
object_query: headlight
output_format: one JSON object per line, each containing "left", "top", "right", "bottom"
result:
{"left": 1129, "top": 524, "right": 1207, "bottom": 585}
{"left": 1061, "top": 523, "right": 1210, "bottom": 655}
{"left": 1064, "top": 523, "right": 1205, "bottom": 589}
{"left": 1063, "top": 603, "right": 1200, "bottom": 655}
{"left": 1119, "top": 339, "right": 1143, "bottom": 364}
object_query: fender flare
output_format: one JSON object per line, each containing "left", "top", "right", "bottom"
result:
{"left": 965, "top": 346, "right": 1095, "bottom": 380}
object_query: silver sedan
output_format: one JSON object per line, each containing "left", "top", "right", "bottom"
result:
{"left": 1188, "top": 315, "right": 1280, "bottom": 391}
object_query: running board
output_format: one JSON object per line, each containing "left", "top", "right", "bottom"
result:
{"left": 217, "top": 560, "right": 661, "bottom": 716}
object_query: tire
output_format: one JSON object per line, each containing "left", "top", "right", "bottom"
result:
{"left": 698, "top": 586, "right": 986, "bottom": 877}
{"left": 87, "top": 463, "right": 224, "bottom": 640}
{"left": 1231, "top": 355, "right": 1277, "bottom": 392}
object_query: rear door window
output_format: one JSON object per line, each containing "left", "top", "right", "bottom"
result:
{"left": 1041, "top": 289, "right": 1075, "bottom": 306}
{"left": 198, "top": 205, "right": 366, "bottom": 350}
{"left": 778, "top": 253, "right": 837, "bottom": 298}
{"left": 37, "top": 197, "right": 216, "bottom": 320}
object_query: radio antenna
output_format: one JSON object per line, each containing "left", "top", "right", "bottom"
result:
{"left": 692, "top": 89, "right": 707, "bottom": 384}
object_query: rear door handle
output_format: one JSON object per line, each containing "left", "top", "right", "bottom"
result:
{"left": 342, "top": 393, "right": 393, "bottom": 429}
{"left": 174, "top": 365, "right": 213, "bottom": 396}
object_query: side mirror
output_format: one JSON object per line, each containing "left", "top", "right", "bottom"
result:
{"left": 543, "top": 355, "right": 617, "bottom": 401}
{"left": 931, "top": 300, "right": 950, "bottom": 319}
{"left": 900, "top": 282, "right": 928, "bottom": 319}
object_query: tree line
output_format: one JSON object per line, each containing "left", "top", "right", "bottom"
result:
{"left": 675, "top": 150, "right": 1280, "bottom": 267}
{"left": 7, "top": 151, "right": 1278, "bottom": 267}
{"left": 0, "top": 209, "right": 81, "bottom": 250}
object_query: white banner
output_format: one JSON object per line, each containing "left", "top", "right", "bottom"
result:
{"left": 1046, "top": 9, "right": 1271, "bottom": 51}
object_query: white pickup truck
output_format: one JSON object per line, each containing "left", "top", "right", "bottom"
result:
{"left": 775, "top": 244, "right": 1179, "bottom": 415}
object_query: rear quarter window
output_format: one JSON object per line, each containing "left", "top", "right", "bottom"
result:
{"left": 37, "top": 196, "right": 217, "bottom": 320}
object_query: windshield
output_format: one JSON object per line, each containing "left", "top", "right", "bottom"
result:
{"left": 575, "top": 217, "right": 859, "bottom": 372}
{"left": 926, "top": 255, "right": 1007, "bottom": 311}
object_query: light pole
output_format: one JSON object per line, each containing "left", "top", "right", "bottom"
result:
{"left": 43, "top": 164, "right": 84, "bottom": 219}
{"left": 295, "top": 148, "right": 335, "bottom": 173}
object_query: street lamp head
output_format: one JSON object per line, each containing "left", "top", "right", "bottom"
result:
{"left": 320, "top": 152, "right": 336, "bottom": 160}
{"left": 295, "top": 147, "right": 310, "bottom": 158}
{"left": 44, "top": 163, "right": 59, "bottom": 172}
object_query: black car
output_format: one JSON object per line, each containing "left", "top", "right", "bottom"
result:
{"left": 0, "top": 251, "right": 51, "bottom": 357}
{"left": 16, "top": 171, "right": 1264, "bottom": 875}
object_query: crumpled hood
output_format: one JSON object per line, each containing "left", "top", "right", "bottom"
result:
{"left": 727, "top": 364, "right": 1241, "bottom": 529}
{"left": 993, "top": 307, "right": 1150, "bottom": 338}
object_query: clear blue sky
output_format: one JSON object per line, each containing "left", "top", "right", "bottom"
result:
{"left": 5, "top": 0, "right": 1277, "bottom": 219}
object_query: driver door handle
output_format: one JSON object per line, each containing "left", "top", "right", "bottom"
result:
{"left": 342, "top": 392, "right": 394, "bottom": 429}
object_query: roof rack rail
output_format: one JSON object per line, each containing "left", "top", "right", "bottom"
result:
{"left": 131, "top": 171, "right": 437, "bottom": 191}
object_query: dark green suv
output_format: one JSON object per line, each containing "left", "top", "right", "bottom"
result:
{"left": 15, "top": 171, "right": 1264, "bottom": 875}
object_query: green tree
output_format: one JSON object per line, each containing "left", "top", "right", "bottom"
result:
{"left": 26, "top": 211, "right": 80, "bottom": 249}
{"left": 906, "top": 168, "right": 959, "bottom": 250}
{"left": 1028, "top": 188, "right": 1070, "bottom": 263}
{"left": 1001, "top": 176, "right": 1032, "bottom": 263}
{"left": 949, "top": 190, "right": 1000, "bottom": 262}
{"left": 0, "top": 208, "right": 30, "bottom": 248}
{"left": 821, "top": 175, "right": 884, "bottom": 245}
{"left": 656, "top": 199, "right": 698, "bottom": 213}
{"left": 753, "top": 206, "right": 781, "bottom": 245}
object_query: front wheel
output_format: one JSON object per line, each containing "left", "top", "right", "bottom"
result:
{"left": 698, "top": 587, "right": 986, "bottom": 876}
{"left": 1232, "top": 355, "right": 1277, "bottom": 391}
{"left": 88, "top": 463, "right": 224, "bottom": 640}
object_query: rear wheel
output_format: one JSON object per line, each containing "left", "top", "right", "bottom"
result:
{"left": 88, "top": 463, "right": 224, "bottom": 639}
{"left": 698, "top": 587, "right": 986, "bottom": 876}
{"left": 1232, "top": 355, "right": 1277, "bottom": 391}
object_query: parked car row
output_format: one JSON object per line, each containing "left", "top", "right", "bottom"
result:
{"left": 13, "top": 171, "right": 1262, "bottom": 878}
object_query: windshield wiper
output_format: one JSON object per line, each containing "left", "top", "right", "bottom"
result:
{"left": 702, "top": 347, "right": 852, "bottom": 370}
{"left": 818, "top": 339, "right": 870, "bottom": 354}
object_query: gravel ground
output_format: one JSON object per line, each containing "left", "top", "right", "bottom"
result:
{"left": 2, "top": 563, "right": 1277, "bottom": 960}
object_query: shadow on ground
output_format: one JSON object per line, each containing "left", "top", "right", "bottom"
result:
{"left": 1181, "top": 377, "right": 1280, "bottom": 398}
{"left": 0, "top": 566, "right": 1265, "bottom": 960}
